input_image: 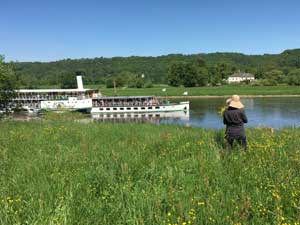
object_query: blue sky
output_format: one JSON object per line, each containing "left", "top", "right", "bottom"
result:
{"left": 1, "top": 0, "right": 300, "bottom": 62}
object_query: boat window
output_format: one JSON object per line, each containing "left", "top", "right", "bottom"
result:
{"left": 106, "top": 108, "right": 110, "bottom": 110}
{"left": 134, "top": 107, "right": 138, "bottom": 110}
{"left": 141, "top": 107, "right": 145, "bottom": 110}
{"left": 120, "top": 108, "right": 124, "bottom": 110}
{"left": 100, "top": 108, "right": 104, "bottom": 111}
{"left": 113, "top": 108, "right": 117, "bottom": 110}
{"left": 148, "top": 107, "right": 152, "bottom": 109}
{"left": 126, "top": 107, "right": 131, "bottom": 110}
{"left": 155, "top": 106, "right": 160, "bottom": 109}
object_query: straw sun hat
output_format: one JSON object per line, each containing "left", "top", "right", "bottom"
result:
{"left": 226, "top": 95, "right": 244, "bottom": 109}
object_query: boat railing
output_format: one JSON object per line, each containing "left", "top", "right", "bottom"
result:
{"left": 12, "top": 95, "right": 92, "bottom": 101}
{"left": 91, "top": 101, "right": 173, "bottom": 107}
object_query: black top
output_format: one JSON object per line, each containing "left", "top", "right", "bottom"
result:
{"left": 223, "top": 107, "right": 248, "bottom": 127}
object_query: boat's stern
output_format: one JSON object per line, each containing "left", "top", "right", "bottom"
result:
{"left": 179, "top": 101, "right": 190, "bottom": 111}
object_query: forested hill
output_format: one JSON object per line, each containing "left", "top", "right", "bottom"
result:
{"left": 9, "top": 49, "right": 300, "bottom": 87}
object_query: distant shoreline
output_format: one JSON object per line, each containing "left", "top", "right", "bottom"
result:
{"left": 100, "top": 86, "right": 300, "bottom": 97}
{"left": 163, "top": 95, "right": 300, "bottom": 99}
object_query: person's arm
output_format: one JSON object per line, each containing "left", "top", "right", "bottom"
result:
{"left": 223, "top": 111, "right": 228, "bottom": 125}
{"left": 240, "top": 110, "right": 248, "bottom": 123}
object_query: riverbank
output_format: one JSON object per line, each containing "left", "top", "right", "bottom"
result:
{"left": 1, "top": 119, "right": 300, "bottom": 224}
{"left": 92, "top": 85, "right": 300, "bottom": 97}
{"left": 164, "top": 94, "right": 300, "bottom": 99}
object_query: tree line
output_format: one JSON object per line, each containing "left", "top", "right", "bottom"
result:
{"left": 3, "top": 48, "right": 300, "bottom": 88}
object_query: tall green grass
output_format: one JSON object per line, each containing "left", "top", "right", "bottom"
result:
{"left": 1, "top": 120, "right": 300, "bottom": 224}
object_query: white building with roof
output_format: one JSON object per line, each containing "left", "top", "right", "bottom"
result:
{"left": 228, "top": 72, "right": 255, "bottom": 83}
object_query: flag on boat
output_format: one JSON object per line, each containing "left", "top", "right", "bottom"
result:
{"left": 162, "top": 88, "right": 166, "bottom": 92}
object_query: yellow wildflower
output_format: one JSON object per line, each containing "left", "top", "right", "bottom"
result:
{"left": 197, "top": 201, "right": 205, "bottom": 206}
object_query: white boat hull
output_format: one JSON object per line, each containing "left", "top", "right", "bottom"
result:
{"left": 41, "top": 98, "right": 92, "bottom": 111}
{"left": 91, "top": 110, "right": 189, "bottom": 120}
{"left": 91, "top": 101, "right": 189, "bottom": 113}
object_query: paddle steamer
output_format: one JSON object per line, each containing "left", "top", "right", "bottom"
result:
{"left": 4, "top": 76, "right": 189, "bottom": 114}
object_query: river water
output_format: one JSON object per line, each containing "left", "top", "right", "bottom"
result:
{"left": 7, "top": 97, "right": 300, "bottom": 129}
{"left": 158, "top": 97, "right": 300, "bottom": 129}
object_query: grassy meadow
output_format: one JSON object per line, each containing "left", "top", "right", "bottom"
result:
{"left": 87, "top": 85, "right": 300, "bottom": 97}
{"left": 1, "top": 117, "right": 300, "bottom": 224}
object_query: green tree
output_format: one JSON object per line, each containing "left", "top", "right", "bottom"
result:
{"left": 126, "top": 74, "right": 145, "bottom": 88}
{"left": 135, "top": 78, "right": 144, "bottom": 88}
{"left": 144, "top": 80, "right": 153, "bottom": 88}
{"left": 168, "top": 61, "right": 209, "bottom": 87}
{"left": 197, "top": 67, "right": 209, "bottom": 86}
{"left": 181, "top": 63, "right": 198, "bottom": 87}
{"left": 260, "top": 79, "right": 278, "bottom": 86}
{"left": 167, "top": 62, "right": 184, "bottom": 87}
{"left": 194, "top": 58, "right": 206, "bottom": 67}
{"left": 280, "top": 49, "right": 300, "bottom": 68}
{"left": 207, "top": 64, "right": 227, "bottom": 86}
{"left": 106, "top": 78, "right": 114, "bottom": 88}
{"left": 115, "top": 76, "right": 126, "bottom": 87}
{"left": 216, "top": 63, "right": 231, "bottom": 79}
{"left": 255, "top": 67, "right": 265, "bottom": 79}
{"left": 60, "top": 73, "right": 78, "bottom": 89}
{"left": 265, "top": 69, "right": 285, "bottom": 83}
{"left": 0, "top": 55, "right": 17, "bottom": 110}
{"left": 115, "top": 71, "right": 139, "bottom": 87}
{"left": 117, "top": 71, "right": 135, "bottom": 86}
{"left": 287, "top": 69, "right": 300, "bottom": 85}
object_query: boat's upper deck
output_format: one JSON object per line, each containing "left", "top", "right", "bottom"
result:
{"left": 92, "top": 96, "right": 159, "bottom": 107}
{"left": 14, "top": 89, "right": 99, "bottom": 101}
{"left": 12, "top": 76, "right": 100, "bottom": 101}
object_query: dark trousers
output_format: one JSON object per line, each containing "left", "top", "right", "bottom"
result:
{"left": 226, "top": 135, "right": 247, "bottom": 150}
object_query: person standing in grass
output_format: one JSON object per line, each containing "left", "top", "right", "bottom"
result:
{"left": 223, "top": 95, "right": 248, "bottom": 150}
